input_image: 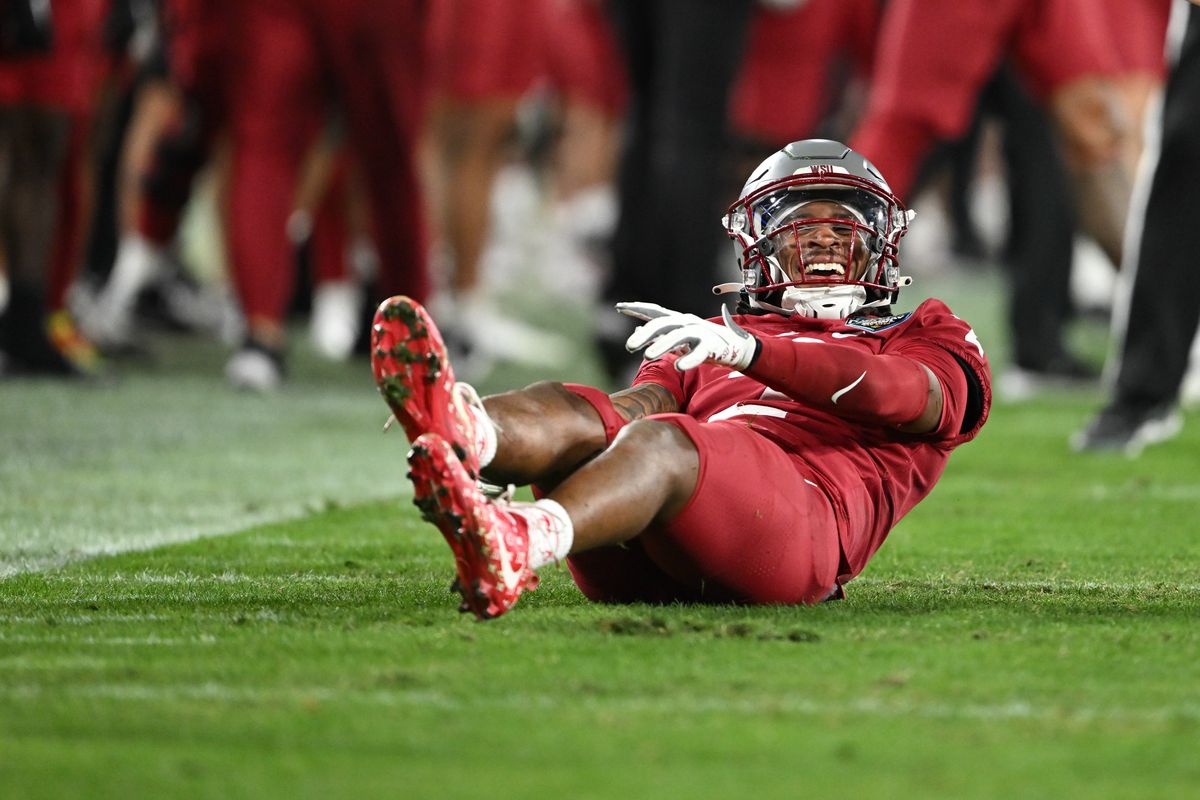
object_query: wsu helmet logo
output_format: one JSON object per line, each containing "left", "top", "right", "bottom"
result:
{"left": 792, "top": 164, "right": 849, "bottom": 177}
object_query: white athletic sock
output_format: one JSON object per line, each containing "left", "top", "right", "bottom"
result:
{"left": 105, "top": 234, "right": 165, "bottom": 310}
{"left": 466, "top": 399, "right": 498, "bottom": 469}
{"left": 518, "top": 498, "right": 574, "bottom": 571}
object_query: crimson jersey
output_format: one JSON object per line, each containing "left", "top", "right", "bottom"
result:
{"left": 633, "top": 298, "right": 992, "bottom": 578}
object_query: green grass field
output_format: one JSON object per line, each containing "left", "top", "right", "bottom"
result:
{"left": 2, "top": 274, "right": 1198, "bottom": 799}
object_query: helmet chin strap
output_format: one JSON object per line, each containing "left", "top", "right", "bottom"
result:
{"left": 783, "top": 285, "right": 869, "bottom": 319}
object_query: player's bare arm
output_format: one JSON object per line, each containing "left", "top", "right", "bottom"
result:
{"left": 609, "top": 383, "right": 678, "bottom": 422}
{"left": 901, "top": 364, "right": 944, "bottom": 434}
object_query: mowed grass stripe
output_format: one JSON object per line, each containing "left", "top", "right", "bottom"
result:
{"left": 4, "top": 681, "right": 1200, "bottom": 725}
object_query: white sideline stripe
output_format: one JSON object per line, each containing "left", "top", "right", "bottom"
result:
{"left": 33, "top": 572, "right": 373, "bottom": 585}
{"left": 0, "top": 490, "right": 403, "bottom": 580}
{"left": 0, "top": 633, "right": 203, "bottom": 646}
{"left": 2, "top": 682, "right": 1197, "bottom": 725}
{"left": 0, "top": 613, "right": 173, "bottom": 624}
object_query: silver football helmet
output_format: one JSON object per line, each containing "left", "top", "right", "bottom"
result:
{"left": 719, "top": 139, "right": 914, "bottom": 319}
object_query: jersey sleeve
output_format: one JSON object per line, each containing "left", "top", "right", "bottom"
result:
{"left": 886, "top": 299, "right": 992, "bottom": 444}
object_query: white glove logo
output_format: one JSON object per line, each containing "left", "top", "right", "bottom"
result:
{"left": 617, "top": 302, "right": 759, "bottom": 372}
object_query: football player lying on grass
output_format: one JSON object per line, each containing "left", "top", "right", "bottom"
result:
{"left": 371, "top": 139, "right": 992, "bottom": 620}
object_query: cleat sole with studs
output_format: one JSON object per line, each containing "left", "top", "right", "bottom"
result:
{"left": 406, "top": 432, "right": 530, "bottom": 620}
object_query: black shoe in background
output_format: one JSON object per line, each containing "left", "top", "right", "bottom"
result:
{"left": 0, "top": 284, "right": 87, "bottom": 377}
{"left": 1071, "top": 400, "right": 1183, "bottom": 457}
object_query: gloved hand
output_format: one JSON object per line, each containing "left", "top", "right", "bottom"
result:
{"left": 617, "top": 302, "right": 759, "bottom": 371}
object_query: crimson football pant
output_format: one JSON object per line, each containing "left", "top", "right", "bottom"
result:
{"left": 561, "top": 386, "right": 842, "bottom": 605}
{"left": 850, "top": 0, "right": 1116, "bottom": 200}
{"left": 45, "top": 112, "right": 90, "bottom": 311}
{"left": 225, "top": 0, "right": 428, "bottom": 325}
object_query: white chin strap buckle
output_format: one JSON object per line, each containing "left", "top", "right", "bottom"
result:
{"left": 784, "top": 285, "right": 868, "bottom": 319}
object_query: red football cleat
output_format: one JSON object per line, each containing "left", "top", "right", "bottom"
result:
{"left": 371, "top": 295, "right": 480, "bottom": 476}
{"left": 407, "top": 432, "right": 538, "bottom": 620}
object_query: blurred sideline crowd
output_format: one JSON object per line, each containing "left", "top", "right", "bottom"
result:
{"left": 1, "top": 0, "right": 1195, "bottom": 417}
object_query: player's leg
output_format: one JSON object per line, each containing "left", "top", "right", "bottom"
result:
{"left": 224, "top": 0, "right": 322, "bottom": 387}
{"left": 0, "top": 105, "right": 74, "bottom": 373}
{"left": 83, "top": 77, "right": 184, "bottom": 348}
{"left": 1014, "top": 0, "right": 1133, "bottom": 268}
{"left": 371, "top": 294, "right": 671, "bottom": 484}
{"left": 564, "top": 415, "right": 842, "bottom": 606}
{"left": 546, "top": 417, "right": 699, "bottom": 548}
{"left": 429, "top": 97, "right": 518, "bottom": 296}
{"left": 406, "top": 415, "right": 701, "bottom": 618}
{"left": 322, "top": 0, "right": 429, "bottom": 310}
{"left": 408, "top": 412, "right": 841, "bottom": 617}
{"left": 994, "top": 67, "right": 1083, "bottom": 389}
{"left": 1073, "top": 2, "right": 1200, "bottom": 454}
{"left": 849, "top": 0, "right": 1023, "bottom": 200}
{"left": 44, "top": 112, "right": 102, "bottom": 375}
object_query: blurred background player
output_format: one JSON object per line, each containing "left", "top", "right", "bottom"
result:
{"left": 848, "top": 0, "right": 1164, "bottom": 395}
{"left": 1, "top": 0, "right": 1186, "bottom": 421}
{"left": 422, "top": 0, "right": 603, "bottom": 381}
{"left": 957, "top": 64, "right": 1111, "bottom": 399}
{"left": 218, "top": 0, "right": 427, "bottom": 390}
{"left": 1073, "top": 0, "right": 1200, "bottom": 456}
{"left": 78, "top": 0, "right": 234, "bottom": 354}
{"left": 0, "top": 0, "right": 109, "bottom": 376}
{"left": 80, "top": 3, "right": 373, "bottom": 366}
{"left": 730, "top": 0, "right": 879, "bottom": 157}
{"left": 287, "top": 122, "right": 378, "bottom": 363}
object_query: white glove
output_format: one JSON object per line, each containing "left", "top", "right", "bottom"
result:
{"left": 617, "top": 302, "right": 759, "bottom": 372}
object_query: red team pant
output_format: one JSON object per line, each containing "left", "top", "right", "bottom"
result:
{"left": 425, "top": 0, "right": 549, "bottom": 102}
{"left": 563, "top": 387, "right": 843, "bottom": 605}
{"left": 731, "top": 0, "right": 879, "bottom": 145}
{"left": 0, "top": 0, "right": 108, "bottom": 310}
{"left": 226, "top": 0, "right": 428, "bottom": 325}
{"left": 849, "top": 0, "right": 1121, "bottom": 200}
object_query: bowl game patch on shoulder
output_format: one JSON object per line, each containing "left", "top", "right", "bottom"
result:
{"left": 843, "top": 312, "right": 912, "bottom": 332}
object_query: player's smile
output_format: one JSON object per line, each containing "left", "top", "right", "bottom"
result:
{"left": 772, "top": 200, "right": 869, "bottom": 282}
